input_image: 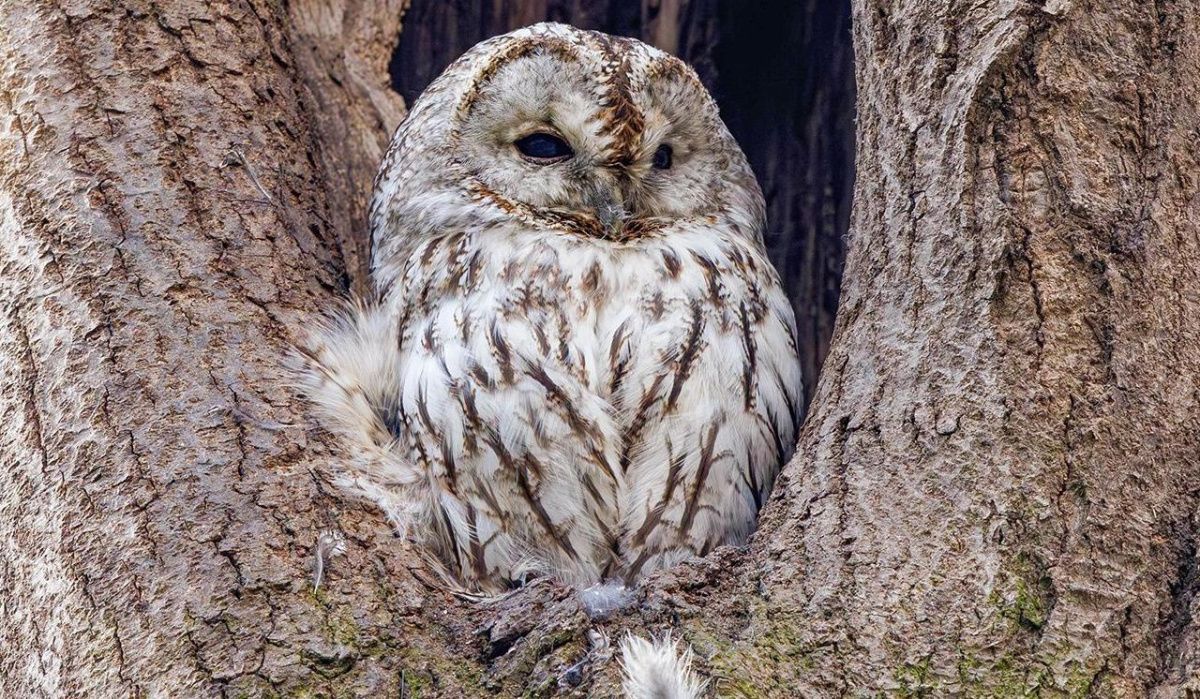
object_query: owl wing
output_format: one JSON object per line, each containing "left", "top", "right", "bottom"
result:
{"left": 608, "top": 234, "right": 803, "bottom": 580}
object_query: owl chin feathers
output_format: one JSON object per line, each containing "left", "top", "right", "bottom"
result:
{"left": 302, "top": 23, "right": 802, "bottom": 609}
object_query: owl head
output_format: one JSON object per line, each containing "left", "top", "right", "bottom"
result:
{"left": 370, "top": 23, "right": 765, "bottom": 279}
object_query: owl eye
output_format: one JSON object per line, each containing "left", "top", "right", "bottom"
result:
{"left": 652, "top": 144, "right": 673, "bottom": 170}
{"left": 515, "top": 132, "right": 574, "bottom": 162}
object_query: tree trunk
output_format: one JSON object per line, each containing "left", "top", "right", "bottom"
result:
{"left": 2, "top": 1, "right": 1198, "bottom": 699}
{"left": 743, "top": 0, "right": 1200, "bottom": 694}
{"left": 0, "top": 1, "right": 423, "bottom": 695}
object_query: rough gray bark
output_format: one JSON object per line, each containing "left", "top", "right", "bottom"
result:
{"left": 744, "top": 0, "right": 1200, "bottom": 694}
{"left": 0, "top": 1, "right": 424, "bottom": 695}
{"left": 2, "top": 0, "right": 1199, "bottom": 697}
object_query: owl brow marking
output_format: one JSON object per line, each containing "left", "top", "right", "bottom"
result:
{"left": 456, "top": 35, "right": 579, "bottom": 119}
{"left": 587, "top": 32, "right": 646, "bottom": 167}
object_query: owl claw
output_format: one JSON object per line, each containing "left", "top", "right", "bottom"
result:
{"left": 506, "top": 570, "right": 542, "bottom": 590}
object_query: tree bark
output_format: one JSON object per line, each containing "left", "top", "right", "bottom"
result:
{"left": 2, "top": 1, "right": 1198, "bottom": 698}
{"left": 740, "top": 0, "right": 1200, "bottom": 694}
{"left": 0, "top": 1, "right": 424, "bottom": 695}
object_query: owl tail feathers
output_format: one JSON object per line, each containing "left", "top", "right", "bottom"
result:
{"left": 296, "top": 301, "right": 423, "bottom": 534}
{"left": 619, "top": 633, "right": 707, "bottom": 699}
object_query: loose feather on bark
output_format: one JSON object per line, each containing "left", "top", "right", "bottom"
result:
{"left": 619, "top": 633, "right": 706, "bottom": 699}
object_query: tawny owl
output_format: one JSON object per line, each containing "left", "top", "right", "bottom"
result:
{"left": 304, "top": 23, "right": 802, "bottom": 594}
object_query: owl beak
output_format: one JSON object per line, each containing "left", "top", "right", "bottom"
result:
{"left": 589, "top": 187, "right": 628, "bottom": 237}
{"left": 596, "top": 199, "right": 626, "bottom": 235}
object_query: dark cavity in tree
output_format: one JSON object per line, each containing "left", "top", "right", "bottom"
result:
{"left": 389, "top": 0, "right": 855, "bottom": 408}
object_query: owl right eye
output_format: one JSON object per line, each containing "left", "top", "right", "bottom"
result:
{"left": 515, "top": 132, "right": 574, "bottom": 163}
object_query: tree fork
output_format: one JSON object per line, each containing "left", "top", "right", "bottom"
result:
{"left": 2, "top": 0, "right": 1198, "bottom": 697}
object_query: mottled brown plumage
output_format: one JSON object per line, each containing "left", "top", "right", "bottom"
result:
{"left": 304, "top": 23, "right": 802, "bottom": 593}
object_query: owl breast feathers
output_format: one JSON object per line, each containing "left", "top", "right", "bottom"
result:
{"left": 304, "top": 23, "right": 802, "bottom": 592}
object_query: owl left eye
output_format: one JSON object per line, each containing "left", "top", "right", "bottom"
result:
{"left": 652, "top": 144, "right": 673, "bottom": 170}
{"left": 515, "top": 132, "right": 574, "bottom": 163}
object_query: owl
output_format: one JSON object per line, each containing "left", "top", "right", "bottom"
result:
{"left": 304, "top": 23, "right": 803, "bottom": 594}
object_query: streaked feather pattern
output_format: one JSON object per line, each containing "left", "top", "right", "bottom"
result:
{"left": 302, "top": 23, "right": 801, "bottom": 593}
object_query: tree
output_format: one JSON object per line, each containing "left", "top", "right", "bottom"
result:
{"left": 1, "top": 0, "right": 1197, "bottom": 697}
{"left": 739, "top": 0, "right": 1200, "bottom": 693}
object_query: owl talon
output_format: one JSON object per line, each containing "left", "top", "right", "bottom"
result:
{"left": 505, "top": 570, "right": 541, "bottom": 590}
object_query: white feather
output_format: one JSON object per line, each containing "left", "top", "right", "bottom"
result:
{"left": 578, "top": 581, "right": 636, "bottom": 618}
{"left": 619, "top": 633, "right": 706, "bottom": 699}
{"left": 297, "top": 302, "right": 423, "bottom": 533}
